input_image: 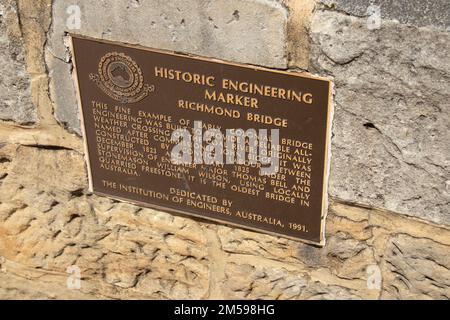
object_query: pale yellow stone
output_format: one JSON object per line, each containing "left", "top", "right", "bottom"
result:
{"left": 0, "top": 142, "right": 449, "bottom": 299}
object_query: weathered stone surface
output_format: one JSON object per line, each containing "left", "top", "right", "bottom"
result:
{"left": 218, "top": 202, "right": 450, "bottom": 300}
{"left": 218, "top": 212, "right": 378, "bottom": 299}
{"left": 310, "top": 10, "right": 450, "bottom": 225}
{"left": 380, "top": 234, "right": 450, "bottom": 299}
{"left": 1, "top": 143, "right": 449, "bottom": 299}
{"left": 1, "top": 0, "right": 450, "bottom": 301}
{"left": 46, "top": 54, "right": 79, "bottom": 133}
{"left": 0, "top": 144, "right": 210, "bottom": 299}
{"left": 222, "top": 262, "right": 309, "bottom": 299}
{"left": 0, "top": 0, "right": 37, "bottom": 124}
{"left": 0, "top": 263, "right": 98, "bottom": 299}
{"left": 319, "top": 0, "right": 450, "bottom": 29}
{"left": 221, "top": 261, "right": 370, "bottom": 299}
{"left": 45, "top": 0, "right": 288, "bottom": 133}
{"left": 285, "top": 0, "right": 315, "bottom": 69}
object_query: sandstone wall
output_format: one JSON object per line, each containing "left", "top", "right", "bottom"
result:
{"left": 0, "top": 0, "right": 449, "bottom": 299}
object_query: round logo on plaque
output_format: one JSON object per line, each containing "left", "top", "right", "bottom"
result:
{"left": 90, "top": 52, "right": 154, "bottom": 103}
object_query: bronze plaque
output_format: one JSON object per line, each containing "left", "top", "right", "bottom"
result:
{"left": 70, "top": 35, "right": 333, "bottom": 246}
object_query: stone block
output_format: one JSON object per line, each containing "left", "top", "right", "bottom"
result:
{"left": 0, "top": 0, "right": 36, "bottom": 125}
{"left": 310, "top": 10, "right": 450, "bottom": 224}
{"left": 46, "top": 0, "right": 288, "bottom": 133}
{"left": 320, "top": 0, "right": 450, "bottom": 29}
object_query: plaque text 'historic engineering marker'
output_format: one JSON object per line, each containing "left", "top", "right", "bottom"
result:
{"left": 71, "top": 35, "right": 333, "bottom": 246}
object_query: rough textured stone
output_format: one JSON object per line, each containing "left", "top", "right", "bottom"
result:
{"left": 285, "top": 0, "right": 315, "bottom": 69}
{"left": 380, "top": 234, "right": 450, "bottom": 299}
{"left": 1, "top": 143, "right": 449, "bottom": 299}
{"left": 1, "top": 0, "right": 450, "bottom": 301}
{"left": 0, "top": 265, "right": 98, "bottom": 299}
{"left": 0, "top": 0, "right": 37, "bottom": 124}
{"left": 320, "top": 0, "right": 450, "bottom": 29}
{"left": 46, "top": 54, "right": 79, "bottom": 133}
{"left": 219, "top": 202, "right": 450, "bottom": 300}
{"left": 45, "top": 0, "right": 288, "bottom": 133}
{"left": 0, "top": 144, "right": 210, "bottom": 299}
{"left": 310, "top": 10, "right": 450, "bottom": 225}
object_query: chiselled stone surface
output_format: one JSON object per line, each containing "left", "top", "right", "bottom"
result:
{"left": 221, "top": 261, "right": 369, "bottom": 299}
{"left": 46, "top": 55, "right": 79, "bottom": 134}
{"left": 310, "top": 10, "right": 450, "bottom": 225}
{"left": 0, "top": 144, "right": 210, "bottom": 299}
{"left": 46, "top": 0, "right": 288, "bottom": 133}
{"left": 217, "top": 211, "right": 378, "bottom": 299}
{"left": 219, "top": 202, "right": 450, "bottom": 300}
{"left": 1, "top": 0, "right": 450, "bottom": 300}
{"left": 0, "top": 266, "right": 98, "bottom": 299}
{"left": 0, "top": 0, "right": 36, "bottom": 124}
{"left": 1, "top": 143, "right": 449, "bottom": 299}
{"left": 319, "top": 0, "right": 450, "bottom": 29}
{"left": 380, "top": 234, "right": 450, "bottom": 299}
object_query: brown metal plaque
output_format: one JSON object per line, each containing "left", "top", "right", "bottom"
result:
{"left": 70, "top": 35, "right": 333, "bottom": 246}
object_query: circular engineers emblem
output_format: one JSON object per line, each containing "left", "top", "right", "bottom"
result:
{"left": 90, "top": 52, "right": 154, "bottom": 103}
